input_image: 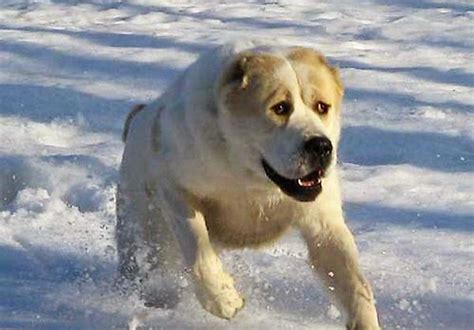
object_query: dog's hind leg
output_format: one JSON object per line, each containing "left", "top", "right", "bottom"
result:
{"left": 116, "top": 184, "right": 181, "bottom": 308}
{"left": 140, "top": 185, "right": 182, "bottom": 308}
{"left": 116, "top": 186, "right": 143, "bottom": 284}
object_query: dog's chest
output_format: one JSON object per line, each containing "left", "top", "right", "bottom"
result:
{"left": 201, "top": 197, "right": 299, "bottom": 248}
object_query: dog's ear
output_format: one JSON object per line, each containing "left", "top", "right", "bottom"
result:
{"left": 329, "top": 66, "right": 344, "bottom": 96}
{"left": 220, "top": 54, "right": 252, "bottom": 89}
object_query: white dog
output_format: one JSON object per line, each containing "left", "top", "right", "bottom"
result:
{"left": 116, "top": 41, "right": 380, "bottom": 329}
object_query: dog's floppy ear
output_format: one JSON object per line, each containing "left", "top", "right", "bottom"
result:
{"left": 329, "top": 66, "right": 344, "bottom": 96}
{"left": 220, "top": 53, "right": 253, "bottom": 89}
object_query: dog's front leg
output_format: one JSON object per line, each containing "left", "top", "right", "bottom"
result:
{"left": 298, "top": 177, "right": 380, "bottom": 329}
{"left": 157, "top": 185, "right": 244, "bottom": 319}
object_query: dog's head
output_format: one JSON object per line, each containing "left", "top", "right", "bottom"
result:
{"left": 216, "top": 47, "right": 344, "bottom": 202}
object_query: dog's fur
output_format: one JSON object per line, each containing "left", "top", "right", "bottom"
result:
{"left": 116, "top": 41, "right": 380, "bottom": 329}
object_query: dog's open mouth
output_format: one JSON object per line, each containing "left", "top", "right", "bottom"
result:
{"left": 262, "top": 159, "right": 323, "bottom": 202}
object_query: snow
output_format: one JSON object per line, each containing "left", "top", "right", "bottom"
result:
{"left": 0, "top": 0, "right": 473, "bottom": 329}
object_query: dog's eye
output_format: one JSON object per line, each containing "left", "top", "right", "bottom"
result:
{"left": 316, "top": 101, "right": 330, "bottom": 115}
{"left": 316, "top": 101, "right": 330, "bottom": 114}
{"left": 271, "top": 101, "right": 292, "bottom": 116}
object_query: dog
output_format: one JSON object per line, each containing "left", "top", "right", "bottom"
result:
{"left": 116, "top": 41, "right": 380, "bottom": 329}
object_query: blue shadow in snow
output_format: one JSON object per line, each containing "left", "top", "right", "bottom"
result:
{"left": 345, "top": 202, "right": 473, "bottom": 233}
{"left": 345, "top": 87, "right": 473, "bottom": 115}
{"left": 374, "top": 292, "right": 474, "bottom": 329}
{"left": 338, "top": 59, "right": 474, "bottom": 89}
{"left": 48, "top": 0, "right": 325, "bottom": 31}
{"left": 0, "top": 83, "right": 132, "bottom": 133}
{"left": 340, "top": 125, "right": 473, "bottom": 173}
{"left": 0, "top": 244, "right": 122, "bottom": 329}
{"left": 0, "top": 24, "right": 209, "bottom": 52}
{"left": 374, "top": 0, "right": 474, "bottom": 12}
{"left": 0, "top": 40, "right": 179, "bottom": 86}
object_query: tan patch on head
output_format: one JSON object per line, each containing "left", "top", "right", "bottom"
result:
{"left": 220, "top": 52, "right": 287, "bottom": 91}
{"left": 287, "top": 47, "right": 344, "bottom": 95}
{"left": 219, "top": 52, "right": 294, "bottom": 125}
{"left": 286, "top": 47, "right": 344, "bottom": 130}
{"left": 287, "top": 47, "right": 328, "bottom": 67}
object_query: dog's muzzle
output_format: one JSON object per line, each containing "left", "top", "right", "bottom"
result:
{"left": 262, "top": 136, "right": 333, "bottom": 202}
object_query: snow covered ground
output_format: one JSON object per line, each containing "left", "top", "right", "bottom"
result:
{"left": 0, "top": 0, "right": 472, "bottom": 328}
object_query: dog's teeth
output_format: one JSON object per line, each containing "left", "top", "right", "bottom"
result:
{"left": 298, "top": 179, "right": 314, "bottom": 187}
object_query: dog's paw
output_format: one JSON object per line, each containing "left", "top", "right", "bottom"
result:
{"left": 346, "top": 320, "right": 380, "bottom": 330}
{"left": 202, "top": 285, "right": 245, "bottom": 319}
{"left": 196, "top": 272, "right": 245, "bottom": 319}
{"left": 346, "top": 300, "right": 380, "bottom": 330}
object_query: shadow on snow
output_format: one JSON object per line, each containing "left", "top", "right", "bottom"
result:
{"left": 0, "top": 24, "right": 210, "bottom": 52}
{"left": 345, "top": 202, "right": 474, "bottom": 233}
{"left": 338, "top": 59, "right": 474, "bottom": 89}
{"left": 0, "top": 40, "right": 180, "bottom": 88}
{"left": 340, "top": 125, "right": 473, "bottom": 173}
{"left": 0, "top": 83, "right": 132, "bottom": 133}
{"left": 0, "top": 244, "right": 123, "bottom": 329}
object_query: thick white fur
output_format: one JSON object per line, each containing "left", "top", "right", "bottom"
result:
{"left": 116, "top": 40, "right": 380, "bottom": 329}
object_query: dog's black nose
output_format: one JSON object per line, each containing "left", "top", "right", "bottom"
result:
{"left": 304, "top": 136, "right": 333, "bottom": 158}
